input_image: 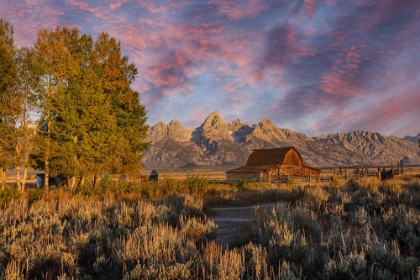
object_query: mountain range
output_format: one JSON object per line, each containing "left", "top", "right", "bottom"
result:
{"left": 142, "top": 111, "right": 420, "bottom": 169}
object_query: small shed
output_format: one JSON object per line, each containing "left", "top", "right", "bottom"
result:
{"left": 35, "top": 173, "right": 66, "bottom": 187}
{"left": 138, "top": 169, "right": 159, "bottom": 182}
{"left": 226, "top": 147, "right": 320, "bottom": 182}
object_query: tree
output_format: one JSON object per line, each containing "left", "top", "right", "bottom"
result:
{"left": 13, "top": 47, "right": 37, "bottom": 191}
{"left": 0, "top": 19, "right": 18, "bottom": 191}
{"left": 418, "top": 137, "right": 420, "bottom": 148}
{"left": 93, "top": 33, "right": 150, "bottom": 178}
{"left": 30, "top": 27, "right": 71, "bottom": 190}
{"left": 30, "top": 27, "right": 150, "bottom": 189}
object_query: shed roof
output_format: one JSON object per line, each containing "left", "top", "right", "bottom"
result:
{"left": 138, "top": 169, "right": 158, "bottom": 176}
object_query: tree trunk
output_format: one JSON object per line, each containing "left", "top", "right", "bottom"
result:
{"left": 78, "top": 175, "right": 84, "bottom": 187}
{"left": 22, "top": 167, "right": 27, "bottom": 192}
{"left": 16, "top": 166, "right": 21, "bottom": 191}
{"left": 45, "top": 119, "right": 51, "bottom": 191}
{"left": 21, "top": 144, "right": 29, "bottom": 192}
{"left": 1, "top": 167, "right": 5, "bottom": 191}
{"left": 45, "top": 171, "right": 49, "bottom": 191}
{"left": 70, "top": 175, "right": 76, "bottom": 190}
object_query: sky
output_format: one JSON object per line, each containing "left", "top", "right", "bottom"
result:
{"left": 1, "top": 0, "right": 420, "bottom": 137}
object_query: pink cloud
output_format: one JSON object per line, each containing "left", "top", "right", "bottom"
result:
{"left": 319, "top": 45, "right": 365, "bottom": 96}
{"left": 138, "top": 2, "right": 167, "bottom": 14}
{"left": 1, "top": 0, "right": 419, "bottom": 137}
{"left": 209, "top": 0, "right": 268, "bottom": 20}
{"left": 303, "top": 0, "right": 317, "bottom": 17}
{"left": 65, "top": 0, "right": 99, "bottom": 13}
{"left": 0, "top": 0, "right": 67, "bottom": 46}
{"left": 109, "top": 0, "right": 130, "bottom": 10}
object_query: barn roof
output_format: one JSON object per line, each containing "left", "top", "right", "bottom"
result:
{"left": 246, "top": 147, "right": 299, "bottom": 166}
{"left": 226, "top": 147, "right": 321, "bottom": 174}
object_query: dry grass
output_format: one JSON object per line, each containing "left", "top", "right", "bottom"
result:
{"left": 1, "top": 176, "right": 420, "bottom": 279}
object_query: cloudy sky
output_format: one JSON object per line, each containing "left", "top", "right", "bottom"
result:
{"left": 1, "top": 0, "right": 419, "bottom": 137}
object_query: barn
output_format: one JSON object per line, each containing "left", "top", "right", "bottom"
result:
{"left": 226, "top": 147, "right": 320, "bottom": 182}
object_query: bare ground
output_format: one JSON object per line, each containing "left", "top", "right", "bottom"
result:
{"left": 209, "top": 203, "right": 277, "bottom": 249}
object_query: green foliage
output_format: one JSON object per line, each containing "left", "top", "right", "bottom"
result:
{"left": 234, "top": 179, "right": 250, "bottom": 191}
{"left": 287, "top": 178, "right": 297, "bottom": 189}
{"left": 233, "top": 179, "right": 267, "bottom": 191}
{"left": 0, "top": 20, "right": 19, "bottom": 188}
{"left": 184, "top": 173, "right": 209, "bottom": 193}
{"left": 27, "top": 188, "right": 44, "bottom": 204}
{"left": 29, "top": 27, "right": 150, "bottom": 186}
{"left": 160, "top": 174, "right": 177, "bottom": 195}
{"left": 77, "top": 181, "right": 95, "bottom": 196}
{"left": 0, "top": 186, "right": 21, "bottom": 206}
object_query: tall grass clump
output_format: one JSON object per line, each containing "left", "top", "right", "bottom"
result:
{"left": 0, "top": 192, "right": 223, "bottom": 279}
{"left": 228, "top": 177, "right": 420, "bottom": 279}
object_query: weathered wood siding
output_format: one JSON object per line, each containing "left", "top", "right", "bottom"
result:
{"left": 283, "top": 150, "right": 303, "bottom": 167}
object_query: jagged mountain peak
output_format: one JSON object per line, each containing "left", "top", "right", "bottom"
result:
{"left": 316, "top": 131, "right": 420, "bottom": 165}
{"left": 167, "top": 119, "right": 188, "bottom": 132}
{"left": 147, "top": 122, "right": 167, "bottom": 143}
{"left": 252, "top": 119, "right": 276, "bottom": 137}
{"left": 192, "top": 112, "right": 233, "bottom": 149}
{"left": 202, "top": 111, "right": 226, "bottom": 129}
{"left": 167, "top": 120, "right": 191, "bottom": 143}
{"left": 153, "top": 121, "right": 167, "bottom": 129}
{"left": 168, "top": 119, "right": 183, "bottom": 126}
{"left": 259, "top": 118, "right": 274, "bottom": 127}
{"left": 148, "top": 119, "right": 191, "bottom": 143}
{"left": 143, "top": 114, "right": 420, "bottom": 169}
{"left": 200, "top": 112, "right": 232, "bottom": 140}
{"left": 227, "top": 118, "right": 247, "bottom": 131}
{"left": 319, "top": 131, "right": 390, "bottom": 145}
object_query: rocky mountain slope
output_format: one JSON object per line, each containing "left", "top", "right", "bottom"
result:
{"left": 404, "top": 133, "right": 420, "bottom": 144}
{"left": 142, "top": 111, "right": 420, "bottom": 169}
{"left": 315, "top": 132, "right": 420, "bottom": 166}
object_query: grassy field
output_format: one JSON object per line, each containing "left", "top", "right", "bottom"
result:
{"left": 1, "top": 175, "right": 420, "bottom": 279}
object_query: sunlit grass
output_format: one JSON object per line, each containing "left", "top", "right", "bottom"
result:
{"left": 1, "top": 176, "right": 420, "bottom": 278}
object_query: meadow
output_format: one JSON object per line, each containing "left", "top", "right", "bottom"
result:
{"left": 1, "top": 175, "right": 420, "bottom": 279}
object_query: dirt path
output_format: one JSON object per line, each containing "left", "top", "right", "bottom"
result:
{"left": 208, "top": 203, "right": 277, "bottom": 249}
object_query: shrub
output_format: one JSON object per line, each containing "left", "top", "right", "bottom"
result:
{"left": 181, "top": 218, "right": 217, "bottom": 242}
{"left": 0, "top": 187, "right": 21, "bottom": 207}
{"left": 77, "top": 181, "right": 95, "bottom": 196}
{"left": 27, "top": 188, "right": 44, "bottom": 205}
{"left": 98, "top": 175, "right": 115, "bottom": 194}
{"left": 184, "top": 174, "right": 209, "bottom": 194}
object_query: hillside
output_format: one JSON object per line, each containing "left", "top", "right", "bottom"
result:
{"left": 142, "top": 112, "right": 420, "bottom": 169}
{"left": 404, "top": 133, "right": 420, "bottom": 144}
